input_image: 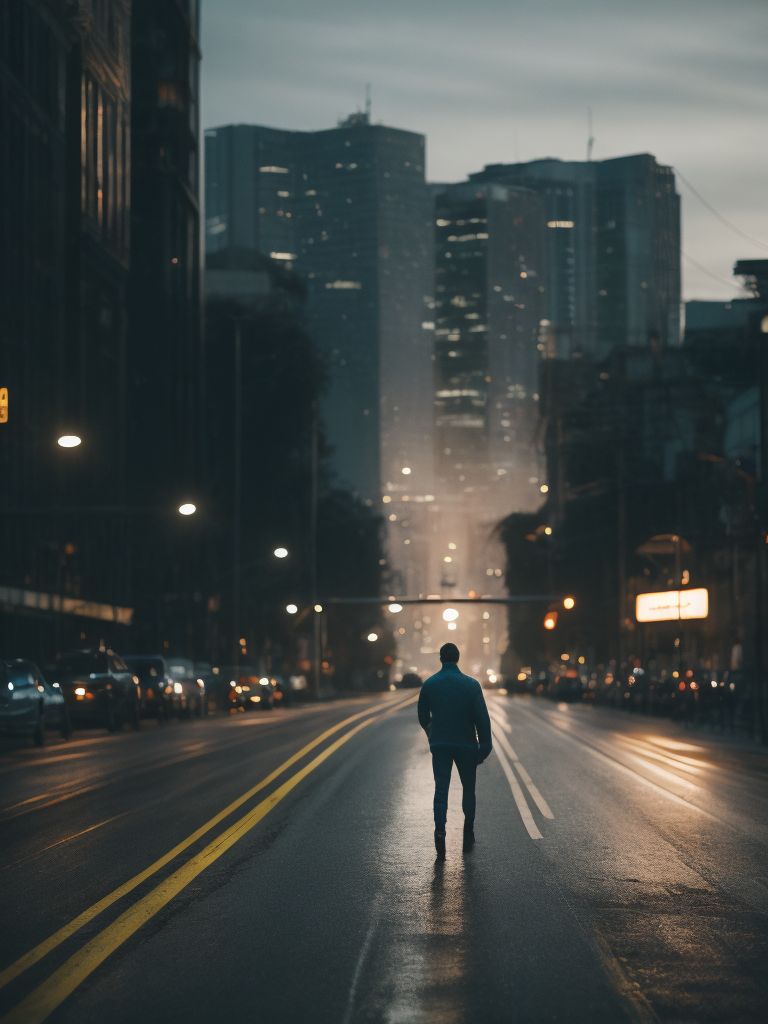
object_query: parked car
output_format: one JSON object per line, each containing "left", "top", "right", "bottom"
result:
{"left": 399, "top": 672, "right": 422, "bottom": 689}
{"left": 50, "top": 649, "right": 140, "bottom": 732}
{"left": 165, "top": 657, "right": 206, "bottom": 718}
{"left": 124, "top": 655, "right": 173, "bottom": 721}
{"left": 1, "top": 659, "right": 71, "bottom": 744}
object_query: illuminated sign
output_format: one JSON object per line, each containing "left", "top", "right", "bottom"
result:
{"left": 635, "top": 588, "right": 708, "bottom": 622}
{"left": 0, "top": 387, "right": 7, "bottom": 423}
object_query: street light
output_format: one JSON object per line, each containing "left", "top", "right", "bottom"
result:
{"left": 57, "top": 435, "right": 81, "bottom": 448}
{"left": 274, "top": 547, "right": 288, "bottom": 558}
{"left": 442, "top": 608, "right": 459, "bottom": 622}
{"left": 367, "top": 632, "right": 378, "bottom": 642}
{"left": 286, "top": 604, "right": 298, "bottom": 614}
{"left": 563, "top": 596, "right": 575, "bottom": 609}
{"left": 178, "top": 503, "right": 196, "bottom": 516}
{"left": 388, "top": 603, "right": 403, "bottom": 613}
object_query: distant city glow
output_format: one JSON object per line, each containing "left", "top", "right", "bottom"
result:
{"left": 274, "top": 547, "right": 288, "bottom": 558}
{"left": 442, "top": 608, "right": 459, "bottom": 622}
{"left": 57, "top": 435, "right": 81, "bottom": 448}
{"left": 286, "top": 604, "right": 298, "bottom": 614}
{"left": 178, "top": 503, "right": 196, "bottom": 515}
{"left": 388, "top": 603, "right": 403, "bottom": 613}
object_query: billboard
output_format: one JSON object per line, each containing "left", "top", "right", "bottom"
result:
{"left": 635, "top": 588, "right": 708, "bottom": 622}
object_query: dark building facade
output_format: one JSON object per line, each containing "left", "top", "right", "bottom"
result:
{"left": 470, "top": 153, "right": 681, "bottom": 361}
{"left": 126, "top": 0, "right": 203, "bottom": 654}
{"left": 1, "top": 0, "right": 204, "bottom": 659}
{"left": 1, "top": 0, "right": 133, "bottom": 657}
{"left": 204, "top": 116, "right": 434, "bottom": 505}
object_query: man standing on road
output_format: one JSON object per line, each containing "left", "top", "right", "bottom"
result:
{"left": 418, "top": 643, "right": 492, "bottom": 857}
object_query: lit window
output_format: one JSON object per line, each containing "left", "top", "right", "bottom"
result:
{"left": 259, "top": 166, "right": 289, "bottom": 173}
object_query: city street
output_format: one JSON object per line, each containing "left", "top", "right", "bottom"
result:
{"left": 1, "top": 695, "right": 767, "bottom": 1024}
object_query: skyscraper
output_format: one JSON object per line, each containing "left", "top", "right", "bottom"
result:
{"left": 418, "top": 181, "right": 545, "bottom": 600}
{"left": 204, "top": 116, "right": 434, "bottom": 505}
{"left": 470, "top": 153, "right": 680, "bottom": 359}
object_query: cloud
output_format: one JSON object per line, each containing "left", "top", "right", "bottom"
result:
{"left": 201, "top": 0, "right": 768, "bottom": 299}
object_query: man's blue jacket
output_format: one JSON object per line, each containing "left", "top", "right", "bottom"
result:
{"left": 417, "top": 661, "right": 493, "bottom": 762}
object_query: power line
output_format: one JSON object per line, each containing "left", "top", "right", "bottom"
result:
{"left": 681, "top": 249, "right": 747, "bottom": 290}
{"left": 675, "top": 169, "right": 768, "bottom": 254}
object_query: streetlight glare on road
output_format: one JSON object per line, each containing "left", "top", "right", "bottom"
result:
{"left": 57, "top": 435, "right": 81, "bottom": 448}
{"left": 178, "top": 503, "right": 196, "bottom": 516}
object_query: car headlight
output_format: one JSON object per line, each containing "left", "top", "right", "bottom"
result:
{"left": 75, "top": 687, "right": 86, "bottom": 696}
{"left": 174, "top": 682, "right": 183, "bottom": 694}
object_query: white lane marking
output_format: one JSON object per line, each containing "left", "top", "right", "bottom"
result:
{"left": 494, "top": 744, "right": 543, "bottom": 840}
{"left": 492, "top": 726, "right": 554, "bottom": 820}
{"left": 487, "top": 707, "right": 512, "bottom": 733}
{"left": 488, "top": 699, "right": 511, "bottom": 724}
{"left": 340, "top": 917, "right": 377, "bottom": 1024}
{"left": 512, "top": 701, "right": 721, "bottom": 823}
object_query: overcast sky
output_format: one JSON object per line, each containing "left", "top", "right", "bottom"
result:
{"left": 201, "top": 0, "right": 768, "bottom": 302}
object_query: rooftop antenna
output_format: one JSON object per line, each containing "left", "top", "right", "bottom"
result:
{"left": 586, "top": 107, "right": 595, "bottom": 162}
{"left": 365, "top": 82, "right": 371, "bottom": 123}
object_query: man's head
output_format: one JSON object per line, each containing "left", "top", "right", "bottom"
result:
{"left": 439, "top": 643, "right": 460, "bottom": 664}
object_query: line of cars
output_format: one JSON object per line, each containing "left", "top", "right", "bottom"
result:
{"left": 0, "top": 648, "right": 208, "bottom": 745}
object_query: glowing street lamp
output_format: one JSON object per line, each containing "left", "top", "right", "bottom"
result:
{"left": 388, "top": 603, "right": 403, "bottom": 613}
{"left": 544, "top": 612, "right": 557, "bottom": 630}
{"left": 367, "top": 632, "right": 378, "bottom": 642}
{"left": 178, "top": 503, "right": 196, "bottom": 516}
{"left": 57, "top": 435, "right": 81, "bottom": 448}
{"left": 286, "top": 603, "right": 298, "bottom": 614}
{"left": 274, "top": 547, "right": 288, "bottom": 558}
{"left": 563, "top": 596, "right": 575, "bottom": 609}
{"left": 442, "top": 608, "right": 459, "bottom": 622}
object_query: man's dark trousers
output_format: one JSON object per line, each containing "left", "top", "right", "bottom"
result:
{"left": 432, "top": 746, "right": 477, "bottom": 830}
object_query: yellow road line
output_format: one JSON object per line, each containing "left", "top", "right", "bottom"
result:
{"left": 0, "top": 695, "right": 410, "bottom": 991}
{"left": 0, "top": 712, "right": 386, "bottom": 1024}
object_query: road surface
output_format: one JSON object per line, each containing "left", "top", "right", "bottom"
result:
{"left": 1, "top": 693, "right": 767, "bottom": 1023}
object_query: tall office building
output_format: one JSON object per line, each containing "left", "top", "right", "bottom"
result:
{"left": 470, "top": 153, "right": 680, "bottom": 360}
{"left": 595, "top": 155, "right": 680, "bottom": 354}
{"left": 204, "top": 116, "right": 434, "bottom": 505}
{"left": 0, "top": 0, "right": 132, "bottom": 654}
{"left": 418, "top": 181, "right": 545, "bottom": 601}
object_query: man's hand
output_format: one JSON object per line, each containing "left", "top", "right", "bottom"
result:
{"left": 477, "top": 742, "right": 492, "bottom": 765}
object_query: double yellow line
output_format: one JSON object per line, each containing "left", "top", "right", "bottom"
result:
{"left": 0, "top": 693, "right": 417, "bottom": 1024}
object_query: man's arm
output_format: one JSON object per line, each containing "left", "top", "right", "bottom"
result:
{"left": 473, "top": 683, "right": 492, "bottom": 763}
{"left": 417, "top": 684, "right": 432, "bottom": 737}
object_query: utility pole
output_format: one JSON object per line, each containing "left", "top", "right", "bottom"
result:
{"left": 233, "top": 320, "right": 242, "bottom": 667}
{"left": 310, "top": 402, "right": 320, "bottom": 700}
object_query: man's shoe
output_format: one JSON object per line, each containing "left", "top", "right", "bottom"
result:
{"left": 463, "top": 824, "right": 475, "bottom": 849}
{"left": 434, "top": 831, "right": 446, "bottom": 858}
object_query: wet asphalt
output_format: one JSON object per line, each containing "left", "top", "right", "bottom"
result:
{"left": 1, "top": 693, "right": 767, "bottom": 1024}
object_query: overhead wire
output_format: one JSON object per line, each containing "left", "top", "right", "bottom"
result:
{"left": 674, "top": 168, "right": 768, "bottom": 254}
